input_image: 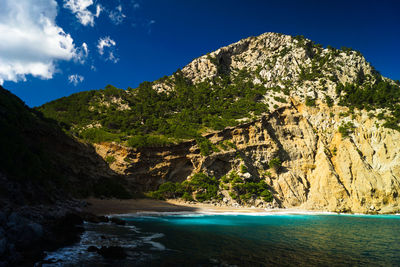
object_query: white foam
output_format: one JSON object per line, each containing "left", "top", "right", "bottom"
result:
{"left": 115, "top": 209, "right": 339, "bottom": 217}
{"left": 141, "top": 233, "right": 165, "bottom": 241}
{"left": 147, "top": 241, "right": 166, "bottom": 251}
{"left": 139, "top": 233, "right": 166, "bottom": 251}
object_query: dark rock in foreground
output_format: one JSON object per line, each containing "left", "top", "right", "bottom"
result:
{"left": 110, "top": 217, "right": 126, "bottom": 225}
{"left": 98, "top": 246, "right": 127, "bottom": 259}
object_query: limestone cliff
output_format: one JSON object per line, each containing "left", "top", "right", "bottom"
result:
{"left": 94, "top": 98, "right": 400, "bottom": 213}
{"left": 39, "top": 32, "right": 400, "bottom": 214}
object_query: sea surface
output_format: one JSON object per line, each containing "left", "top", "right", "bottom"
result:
{"left": 41, "top": 212, "right": 400, "bottom": 266}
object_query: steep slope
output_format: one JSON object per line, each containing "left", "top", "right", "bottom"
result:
{"left": 0, "top": 86, "right": 133, "bottom": 265}
{"left": 0, "top": 86, "right": 131, "bottom": 205}
{"left": 38, "top": 32, "right": 400, "bottom": 213}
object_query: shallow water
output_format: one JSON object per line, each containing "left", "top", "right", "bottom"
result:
{"left": 42, "top": 213, "right": 400, "bottom": 266}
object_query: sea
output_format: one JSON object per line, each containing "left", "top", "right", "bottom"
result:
{"left": 40, "top": 211, "right": 400, "bottom": 266}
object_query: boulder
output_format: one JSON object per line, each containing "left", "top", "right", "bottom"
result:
{"left": 98, "top": 246, "right": 126, "bottom": 259}
{"left": 87, "top": 246, "right": 99, "bottom": 252}
{"left": 110, "top": 217, "right": 126, "bottom": 225}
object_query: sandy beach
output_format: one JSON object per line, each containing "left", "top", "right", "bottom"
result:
{"left": 82, "top": 198, "right": 278, "bottom": 216}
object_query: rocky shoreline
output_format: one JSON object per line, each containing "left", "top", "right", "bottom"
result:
{"left": 2, "top": 196, "right": 397, "bottom": 266}
{"left": 0, "top": 200, "right": 87, "bottom": 266}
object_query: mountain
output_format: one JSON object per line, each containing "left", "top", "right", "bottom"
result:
{"left": 38, "top": 32, "right": 400, "bottom": 213}
{"left": 0, "top": 85, "right": 133, "bottom": 265}
{"left": 0, "top": 86, "right": 132, "bottom": 204}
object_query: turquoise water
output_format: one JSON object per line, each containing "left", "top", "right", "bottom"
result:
{"left": 43, "top": 213, "right": 400, "bottom": 266}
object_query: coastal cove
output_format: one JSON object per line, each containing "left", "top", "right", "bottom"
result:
{"left": 38, "top": 199, "right": 400, "bottom": 266}
{"left": 2, "top": 1, "right": 400, "bottom": 265}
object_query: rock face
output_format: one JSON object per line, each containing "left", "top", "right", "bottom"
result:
{"left": 89, "top": 32, "right": 400, "bottom": 214}
{"left": 96, "top": 99, "right": 400, "bottom": 214}
{"left": 155, "top": 32, "right": 384, "bottom": 109}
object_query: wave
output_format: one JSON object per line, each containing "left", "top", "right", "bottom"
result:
{"left": 114, "top": 210, "right": 338, "bottom": 218}
{"left": 113, "top": 209, "right": 400, "bottom": 218}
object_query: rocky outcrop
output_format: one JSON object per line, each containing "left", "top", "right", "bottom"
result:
{"left": 0, "top": 201, "right": 85, "bottom": 266}
{"left": 96, "top": 98, "right": 400, "bottom": 213}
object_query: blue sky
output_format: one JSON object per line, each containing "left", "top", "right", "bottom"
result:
{"left": 1, "top": 0, "right": 399, "bottom": 107}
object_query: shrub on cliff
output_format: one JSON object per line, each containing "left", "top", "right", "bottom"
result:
{"left": 268, "top": 158, "right": 282, "bottom": 170}
{"left": 148, "top": 173, "right": 220, "bottom": 201}
{"left": 127, "top": 135, "right": 173, "bottom": 148}
{"left": 80, "top": 128, "right": 121, "bottom": 143}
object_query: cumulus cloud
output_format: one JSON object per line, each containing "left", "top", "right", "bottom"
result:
{"left": 68, "top": 74, "right": 84, "bottom": 85}
{"left": 63, "top": 0, "right": 102, "bottom": 26}
{"left": 109, "top": 5, "right": 126, "bottom": 25}
{"left": 0, "top": 0, "right": 84, "bottom": 84}
{"left": 97, "top": 36, "right": 119, "bottom": 63}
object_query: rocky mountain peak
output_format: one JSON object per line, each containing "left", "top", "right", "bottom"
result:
{"left": 151, "top": 32, "right": 378, "bottom": 112}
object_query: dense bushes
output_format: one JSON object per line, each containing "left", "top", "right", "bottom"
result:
{"left": 305, "top": 96, "right": 316, "bottom": 107}
{"left": 127, "top": 135, "right": 174, "bottom": 148}
{"left": 268, "top": 158, "right": 282, "bottom": 170}
{"left": 149, "top": 171, "right": 274, "bottom": 204}
{"left": 80, "top": 128, "right": 121, "bottom": 143}
{"left": 338, "top": 122, "right": 355, "bottom": 138}
{"left": 232, "top": 181, "right": 273, "bottom": 202}
{"left": 336, "top": 80, "right": 400, "bottom": 131}
{"left": 148, "top": 173, "right": 221, "bottom": 202}
{"left": 337, "top": 80, "right": 400, "bottom": 111}
{"left": 38, "top": 70, "right": 269, "bottom": 146}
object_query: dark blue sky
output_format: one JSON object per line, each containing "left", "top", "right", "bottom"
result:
{"left": 3, "top": 0, "right": 400, "bottom": 107}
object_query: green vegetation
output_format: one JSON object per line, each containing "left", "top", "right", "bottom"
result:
{"left": 268, "top": 157, "right": 282, "bottom": 170}
{"left": 127, "top": 134, "right": 174, "bottom": 148}
{"left": 305, "top": 96, "right": 316, "bottom": 107}
{"left": 273, "top": 96, "right": 288, "bottom": 103}
{"left": 336, "top": 80, "right": 400, "bottom": 131}
{"left": 325, "top": 95, "right": 334, "bottom": 107}
{"left": 38, "top": 70, "right": 269, "bottom": 146}
{"left": 196, "top": 137, "right": 213, "bottom": 156}
{"left": 80, "top": 128, "right": 122, "bottom": 143}
{"left": 148, "top": 173, "right": 221, "bottom": 202}
{"left": 228, "top": 172, "right": 273, "bottom": 203}
{"left": 338, "top": 121, "right": 356, "bottom": 138}
{"left": 240, "top": 164, "right": 248, "bottom": 174}
{"left": 105, "top": 155, "right": 116, "bottom": 164}
{"left": 148, "top": 171, "right": 274, "bottom": 204}
{"left": 35, "top": 34, "right": 400, "bottom": 148}
{"left": 0, "top": 86, "right": 131, "bottom": 200}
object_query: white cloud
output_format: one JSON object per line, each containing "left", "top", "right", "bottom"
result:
{"left": 97, "top": 36, "right": 119, "bottom": 63}
{"left": 75, "top": 42, "right": 89, "bottom": 64}
{"left": 63, "top": 0, "right": 102, "bottom": 27}
{"left": 0, "top": 0, "right": 83, "bottom": 84}
{"left": 68, "top": 74, "right": 84, "bottom": 86}
{"left": 95, "top": 4, "right": 102, "bottom": 17}
{"left": 109, "top": 5, "right": 126, "bottom": 25}
{"left": 97, "top": 37, "right": 115, "bottom": 55}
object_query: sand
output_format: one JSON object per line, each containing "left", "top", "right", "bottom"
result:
{"left": 82, "top": 198, "right": 275, "bottom": 216}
